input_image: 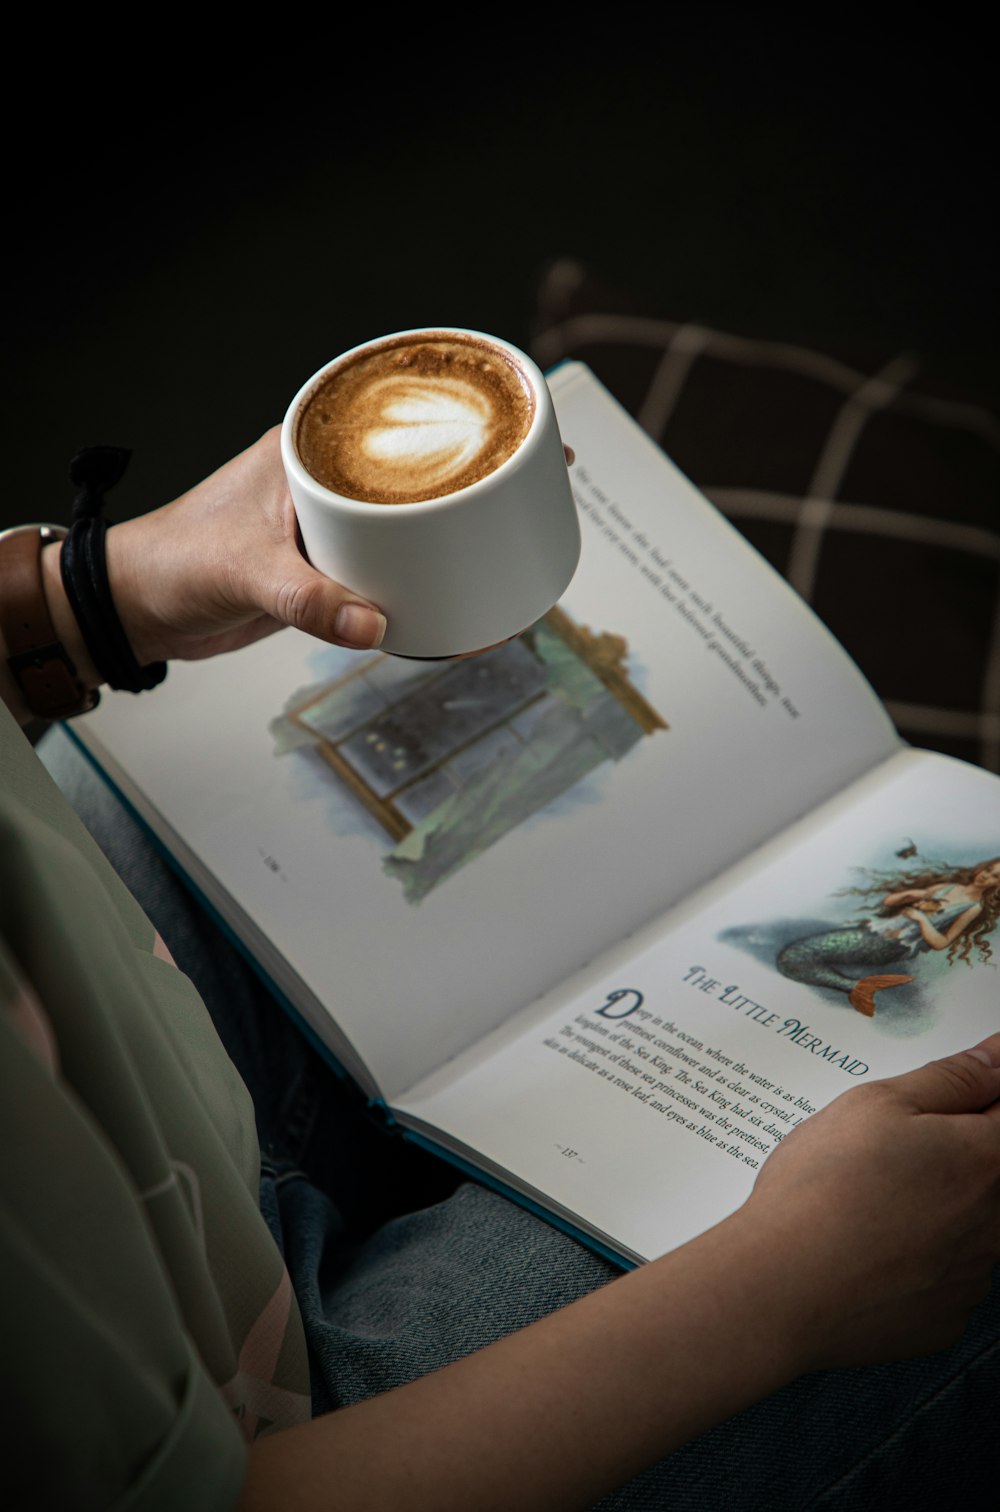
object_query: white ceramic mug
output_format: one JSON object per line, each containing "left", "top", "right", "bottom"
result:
{"left": 280, "top": 328, "right": 581, "bottom": 658}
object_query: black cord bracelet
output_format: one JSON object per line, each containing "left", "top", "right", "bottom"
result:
{"left": 60, "top": 446, "right": 167, "bottom": 695}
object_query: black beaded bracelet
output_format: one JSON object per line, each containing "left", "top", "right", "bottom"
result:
{"left": 60, "top": 446, "right": 167, "bottom": 695}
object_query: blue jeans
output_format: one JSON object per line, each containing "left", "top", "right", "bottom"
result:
{"left": 42, "top": 725, "right": 999, "bottom": 1510}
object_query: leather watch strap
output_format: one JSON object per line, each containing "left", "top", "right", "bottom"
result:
{"left": 0, "top": 524, "right": 99, "bottom": 719}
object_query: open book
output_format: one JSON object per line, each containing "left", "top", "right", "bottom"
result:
{"left": 71, "top": 363, "right": 1000, "bottom": 1267}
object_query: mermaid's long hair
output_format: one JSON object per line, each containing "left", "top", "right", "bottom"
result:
{"left": 838, "top": 858, "right": 1000, "bottom": 967}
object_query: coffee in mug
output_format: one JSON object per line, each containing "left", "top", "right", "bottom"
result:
{"left": 281, "top": 328, "right": 581, "bottom": 659}
{"left": 295, "top": 333, "right": 535, "bottom": 505}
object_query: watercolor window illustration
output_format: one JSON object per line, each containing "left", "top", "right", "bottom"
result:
{"left": 721, "top": 846, "right": 1000, "bottom": 1029}
{"left": 274, "top": 607, "right": 666, "bottom": 903}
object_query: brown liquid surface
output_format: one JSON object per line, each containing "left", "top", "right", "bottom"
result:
{"left": 296, "top": 334, "right": 535, "bottom": 504}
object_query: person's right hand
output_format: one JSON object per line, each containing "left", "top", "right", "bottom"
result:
{"left": 745, "top": 1033, "right": 1000, "bottom": 1371}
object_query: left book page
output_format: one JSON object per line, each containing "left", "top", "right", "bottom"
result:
{"left": 71, "top": 364, "right": 897, "bottom": 1104}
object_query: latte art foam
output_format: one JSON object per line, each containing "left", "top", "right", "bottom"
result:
{"left": 296, "top": 336, "right": 534, "bottom": 504}
{"left": 362, "top": 375, "right": 492, "bottom": 491}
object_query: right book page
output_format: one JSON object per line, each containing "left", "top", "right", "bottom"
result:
{"left": 398, "top": 747, "right": 1000, "bottom": 1263}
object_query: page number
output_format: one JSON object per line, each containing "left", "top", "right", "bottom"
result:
{"left": 257, "top": 848, "right": 289, "bottom": 882}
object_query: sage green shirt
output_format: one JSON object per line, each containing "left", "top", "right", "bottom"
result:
{"left": 1, "top": 705, "right": 311, "bottom": 1511}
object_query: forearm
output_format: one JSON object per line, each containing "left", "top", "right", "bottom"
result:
{"left": 241, "top": 1204, "right": 807, "bottom": 1512}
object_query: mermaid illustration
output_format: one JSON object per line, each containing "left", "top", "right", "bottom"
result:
{"left": 776, "top": 855, "right": 1000, "bottom": 1017}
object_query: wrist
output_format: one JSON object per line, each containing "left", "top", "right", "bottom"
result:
{"left": 102, "top": 517, "right": 168, "bottom": 667}
{"left": 59, "top": 510, "right": 169, "bottom": 695}
{"left": 40, "top": 538, "right": 102, "bottom": 689}
{"left": 684, "top": 1200, "right": 818, "bottom": 1382}
{"left": 735, "top": 1183, "right": 851, "bottom": 1377}
{"left": 54, "top": 443, "right": 168, "bottom": 696}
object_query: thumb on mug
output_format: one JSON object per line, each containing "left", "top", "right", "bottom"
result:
{"left": 267, "top": 550, "right": 387, "bottom": 650}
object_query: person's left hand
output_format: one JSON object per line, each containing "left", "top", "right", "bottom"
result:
{"left": 98, "top": 426, "right": 387, "bottom": 665}
{"left": 746, "top": 1035, "right": 1000, "bottom": 1369}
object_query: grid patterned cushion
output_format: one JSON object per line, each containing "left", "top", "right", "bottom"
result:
{"left": 530, "top": 260, "right": 1000, "bottom": 772}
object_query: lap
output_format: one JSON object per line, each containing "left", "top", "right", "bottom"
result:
{"left": 278, "top": 1169, "right": 999, "bottom": 1511}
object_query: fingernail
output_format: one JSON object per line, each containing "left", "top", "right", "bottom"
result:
{"left": 967, "top": 1042, "right": 999, "bottom": 1067}
{"left": 335, "top": 604, "right": 386, "bottom": 648}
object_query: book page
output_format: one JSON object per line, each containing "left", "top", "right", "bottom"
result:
{"left": 73, "top": 364, "right": 897, "bottom": 1104}
{"left": 398, "top": 749, "right": 1000, "bottom": 1262}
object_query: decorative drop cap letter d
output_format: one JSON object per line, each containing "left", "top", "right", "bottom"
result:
{"left": 595, "top": 988, "right": 644, "bottom": 1020}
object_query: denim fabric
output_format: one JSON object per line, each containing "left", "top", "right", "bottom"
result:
{"left": 41, "top": 724, "right": 999, "bottom": 1510}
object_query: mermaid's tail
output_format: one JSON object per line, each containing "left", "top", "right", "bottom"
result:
{"left": 777, "top": 928, "right": 911, "bottom": 1005}
{"left": 847, "top": 973, "right": 915, "bottom": 1017}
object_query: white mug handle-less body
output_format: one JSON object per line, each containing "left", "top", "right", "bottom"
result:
{"left": 280, "top": 329, "right": 581, "bottom": 659}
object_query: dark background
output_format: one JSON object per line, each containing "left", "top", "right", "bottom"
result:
{"left": 4, "top": 23, "right": 995, "bottom": 532}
